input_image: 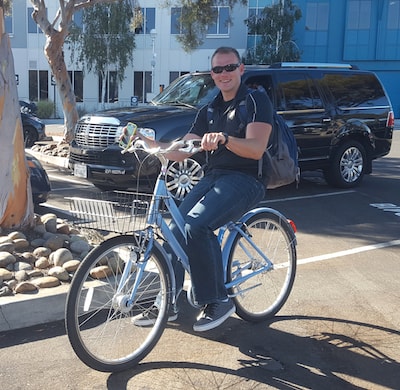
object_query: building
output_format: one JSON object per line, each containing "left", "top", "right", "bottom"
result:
{"left": 6, "top": 0, "right": 400, "bottom": 117}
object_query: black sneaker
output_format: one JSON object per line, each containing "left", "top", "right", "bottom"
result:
{"left": 193, "top": 299, "right": 236, "bottom": 332}
{"left": 132, "top": 304, "right": 178, "bottom": 327}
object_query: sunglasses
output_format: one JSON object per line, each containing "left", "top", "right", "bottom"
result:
{"left": 211, "top": 63, "right": 241, "bottom": 74}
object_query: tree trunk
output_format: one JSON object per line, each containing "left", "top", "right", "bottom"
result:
{"left": 0, "top": 6, "right": 34, "bottom": 228}
{"left": 44, "top": 31, "right": 79, "bottom": 143}
{"left": 31, "top": 2, "right": 79, "bottom": 144}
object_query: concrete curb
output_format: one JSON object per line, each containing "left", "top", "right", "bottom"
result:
{"left": 29, "top": 148, "right": 69, "bottom": 169}
{"left": 0, "top": 284, "right": 69, "bottom": 332}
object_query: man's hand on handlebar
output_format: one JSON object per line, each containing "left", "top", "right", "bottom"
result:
{"left": 119, "top": 122, "right": 202, "bottom": 161}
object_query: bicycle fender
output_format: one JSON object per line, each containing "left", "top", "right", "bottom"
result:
{"left": 221, "top": 207, "right": 296, "bottom": 265}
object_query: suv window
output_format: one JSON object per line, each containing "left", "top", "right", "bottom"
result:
{"left": 276, "top": 73, "right": 324, "bottom": 111}
{"left": 321, "top": 73, "right": 388, "bottom": 108}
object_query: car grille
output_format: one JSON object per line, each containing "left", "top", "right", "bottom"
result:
{"left": 70, "top": 152, "right": 124, "bottom": 166}
{"left": 75, "top": 123, "right": 119, "bottom": 148}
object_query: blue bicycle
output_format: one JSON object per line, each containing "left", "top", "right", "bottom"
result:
{"left": 65, "top": 130, "right": 297, "bottom": 372}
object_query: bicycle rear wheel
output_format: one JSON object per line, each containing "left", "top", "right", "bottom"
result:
{"left": 227, "top": 210, "right": 296, "bottom": 322}
{"left": 65, "top": 234, "right": 172, "bottom": 372}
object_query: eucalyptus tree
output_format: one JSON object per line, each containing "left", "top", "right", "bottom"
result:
{"left": 67, "top": 1, "right": 135, "bottom": 109}
{"left": 0, "top": 0, "right": 35, "bottom": 228}
{"left": 174, "top": 0, "right": 247, "bottom": 52}
{"left": 244, "top": 0, "right": 302, "bottom": 64}
{"left": 29, "top": 0, "right": 129, "bottom": 143}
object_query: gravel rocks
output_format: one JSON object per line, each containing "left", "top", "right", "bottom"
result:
{"left": 0, "top": 214, "right": 97, "bottom": 298}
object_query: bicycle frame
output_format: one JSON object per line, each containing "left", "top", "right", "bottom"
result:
{"left": 120, "top": 153, "right": 277, "bottom": 308}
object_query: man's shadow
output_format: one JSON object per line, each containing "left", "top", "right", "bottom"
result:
{"left": 107, "top": 294, "right": 400, "bottom": 390}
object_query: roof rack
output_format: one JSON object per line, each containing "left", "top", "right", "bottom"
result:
{"left": 270, "top": 62, "right": 358, "bottom": 70}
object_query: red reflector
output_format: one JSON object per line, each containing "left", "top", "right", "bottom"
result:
{"left": 387, "top": 111, "right": 395, "bottom": 128}
{"left": 287, "top": 219, "right": 297, "bottom": 233}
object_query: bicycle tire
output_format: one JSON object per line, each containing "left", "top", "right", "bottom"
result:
{"left": 226, "top": 210, "right": 296, "bottom": 322}
{"left": 65, "top": 234, "right": 172, "bottom": 372}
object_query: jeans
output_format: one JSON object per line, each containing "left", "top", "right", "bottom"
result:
{"left": 165, "top": 169, "right": 265, "bottom": 306}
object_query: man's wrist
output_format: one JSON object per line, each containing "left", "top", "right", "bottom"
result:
{"left": 221, "top": 132, "right": 229, "bottom": 146}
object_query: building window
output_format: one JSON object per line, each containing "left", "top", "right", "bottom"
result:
{"left": 305, "top": 2, "right": 329, "bottom": 31}
{"left": 387, "top": 0, "right": 400, "bottom": 29}
{"left": 347, "top": 0, "right": 371, "bottom": 30}
{"left": 171, "top": 8, "right": 183, "bottom": 34}
{"left": 134, "top": 8, "right": 155, "bottom": 34}
{"left": 68, "top": 71, "right": 84, "bottom": 102}
{"left": 247, "top": 1, "right": 274, "bottom": 53}
{"left": 134, "top": 71, "right": 152, "bottom": 103}
{"left": 169, "top": 71, "right": 189, "bottom": 84}
{"left": 98, "top": 71, "right": 118, "bottom": 103}
{"left": 73, "top": 9, "right": 83, "bottom": 29}
{"left": 29, "top": 70, "right": 48, "bottom": 101}
{"left": 207, "top": 6, "right": 230, "bottom": 35}
{"left": 27, "top": 7, "right": 44, "bottom": 34}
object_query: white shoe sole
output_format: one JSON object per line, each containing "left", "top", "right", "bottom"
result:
{"left": 132, "top": 312, "right": 178, "bottom": 327}
{"left": 193, "top": 305, "right": 236, "bottom": 332}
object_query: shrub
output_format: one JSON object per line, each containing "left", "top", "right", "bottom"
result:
{"left": 36, "top": 100, "right": 54, "bottom": 119}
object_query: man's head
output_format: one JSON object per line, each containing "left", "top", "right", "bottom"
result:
{"left": 211, "top": 47, "right": 244, "bottom": 101}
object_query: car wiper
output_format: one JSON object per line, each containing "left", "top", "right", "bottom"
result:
{"left": 167, "top": 100, "right": 196, "bottom": 109}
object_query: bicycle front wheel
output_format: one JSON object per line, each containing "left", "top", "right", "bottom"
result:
{"left": 227, "top": 210, "right": 296, "bottom": 322}
{"left": 65, "top": 234, "right": 172, "bottom": 372}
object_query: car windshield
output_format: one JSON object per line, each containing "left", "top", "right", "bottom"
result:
{"left": 151, "top": 73, "right": 218, "bottom": 108}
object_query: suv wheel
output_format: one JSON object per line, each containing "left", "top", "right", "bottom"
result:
{"left": 324, "top": 140, "right": 366, "bottom": 188}
{"left": 166, "top": 158, "right": 204, "bottom": 200}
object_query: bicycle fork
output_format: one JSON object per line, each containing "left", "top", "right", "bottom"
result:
{"left": 112, "top": 229, "right": 155, "bottom": 312}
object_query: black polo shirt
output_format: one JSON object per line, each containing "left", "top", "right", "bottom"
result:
{"left": 189, "top": 83, "right": 273, "bottom": 178}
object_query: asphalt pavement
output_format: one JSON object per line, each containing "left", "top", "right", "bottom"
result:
{"left": 0, "top": 119, "right": 399, "bottom": 332}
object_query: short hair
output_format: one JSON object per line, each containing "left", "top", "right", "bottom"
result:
{"left": 211, "top": 47, "right": 241, "bottom": 64}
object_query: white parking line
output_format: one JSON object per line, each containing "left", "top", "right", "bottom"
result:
{"left": 47, "top": 172, "right": 94, "bottom": 188}
{"left": 261, "top": 190, "right": 355, "bottom": 204}
{"left": 298, "top": 239, "right": 400, "bottom": 265}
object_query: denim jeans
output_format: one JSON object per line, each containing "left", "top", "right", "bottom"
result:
{"left": 165, "top": 169, "right": 265, "bottom": 306}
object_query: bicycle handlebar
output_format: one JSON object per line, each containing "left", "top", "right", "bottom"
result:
{"left": 121, "top": 137, "right": 203, "bottom": 156}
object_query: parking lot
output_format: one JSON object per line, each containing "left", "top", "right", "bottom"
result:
{"left": 0, "top": 131, "right": 399, "bottom": 389}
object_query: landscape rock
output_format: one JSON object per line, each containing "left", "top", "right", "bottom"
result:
{"left": 0, "top": 252, "right": 16, "bottom": 267}
{"left": 0, "top": 242, "right": 15, "bottom": 253}
{"left": 15, "top": 281, "right": 38, "bottom": 294}
{"left": 35, "top": 257, "right": 50, "bottom": 269}
{"left": 52, "top": 248, "right": 73, "bottom": 266}
{"left": 14, "top": 262, "right": 33, "bottom": 272}
{"left": 14, "top": 270, "right": 29, "bottom": 282}
{"left": 48, "top": 266, "right": 70, "bottom": 282}
{"left": 63, "top": 260, "right": 81, "bottom": 272}
{"left": 44, "top": 235, "right": 67, "bottom": 251}
{"left": 13, "top": 238, "right": 30, "bottom": 250}
{"left": 0, "top": 268, "right": 13, "bottom": 280}
{"left": 33, "top": 247, "right": 52, "bottom": 258}
{"left": 32, "top": 276, "right": 61, "bottom": 288}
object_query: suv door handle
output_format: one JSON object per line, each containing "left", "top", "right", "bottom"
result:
{"left": 322, "top": 118, "right": 332, "bottom": 123}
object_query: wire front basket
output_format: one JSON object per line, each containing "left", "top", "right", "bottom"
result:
{"left": 67, "top": 191, "right": 167, "bottom": 234}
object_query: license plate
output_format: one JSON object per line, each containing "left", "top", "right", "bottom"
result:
{"left": 74, "top": 163, "right": 87, "bottom": 178}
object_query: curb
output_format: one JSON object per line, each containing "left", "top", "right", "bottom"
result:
{"left": 29, "top": 148, "right": 69, "bottom": 170}
{"left": 0, "top": 284, "right": 69, "bottom": 332}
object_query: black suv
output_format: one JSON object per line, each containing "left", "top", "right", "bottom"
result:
{"left": 69, "top": 63, "right": 394, "bottom": 190}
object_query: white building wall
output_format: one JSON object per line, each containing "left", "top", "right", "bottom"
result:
{"left": 10, "top": 0, "right": 249, "bottom": 117}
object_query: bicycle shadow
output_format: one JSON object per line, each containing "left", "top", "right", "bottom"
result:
{"left": 107, "top": 301, "right": 400, "bottom": 389}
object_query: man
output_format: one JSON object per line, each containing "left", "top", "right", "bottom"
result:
{"left": 136, "top": 46, "right": 273, "bottom": 331}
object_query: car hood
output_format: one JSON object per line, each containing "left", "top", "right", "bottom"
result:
{"left": 82, "top": 104, "right": 195, "bottom": 122}
{"left": 79, "top": 104, "right": 199, "bottom": 142}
